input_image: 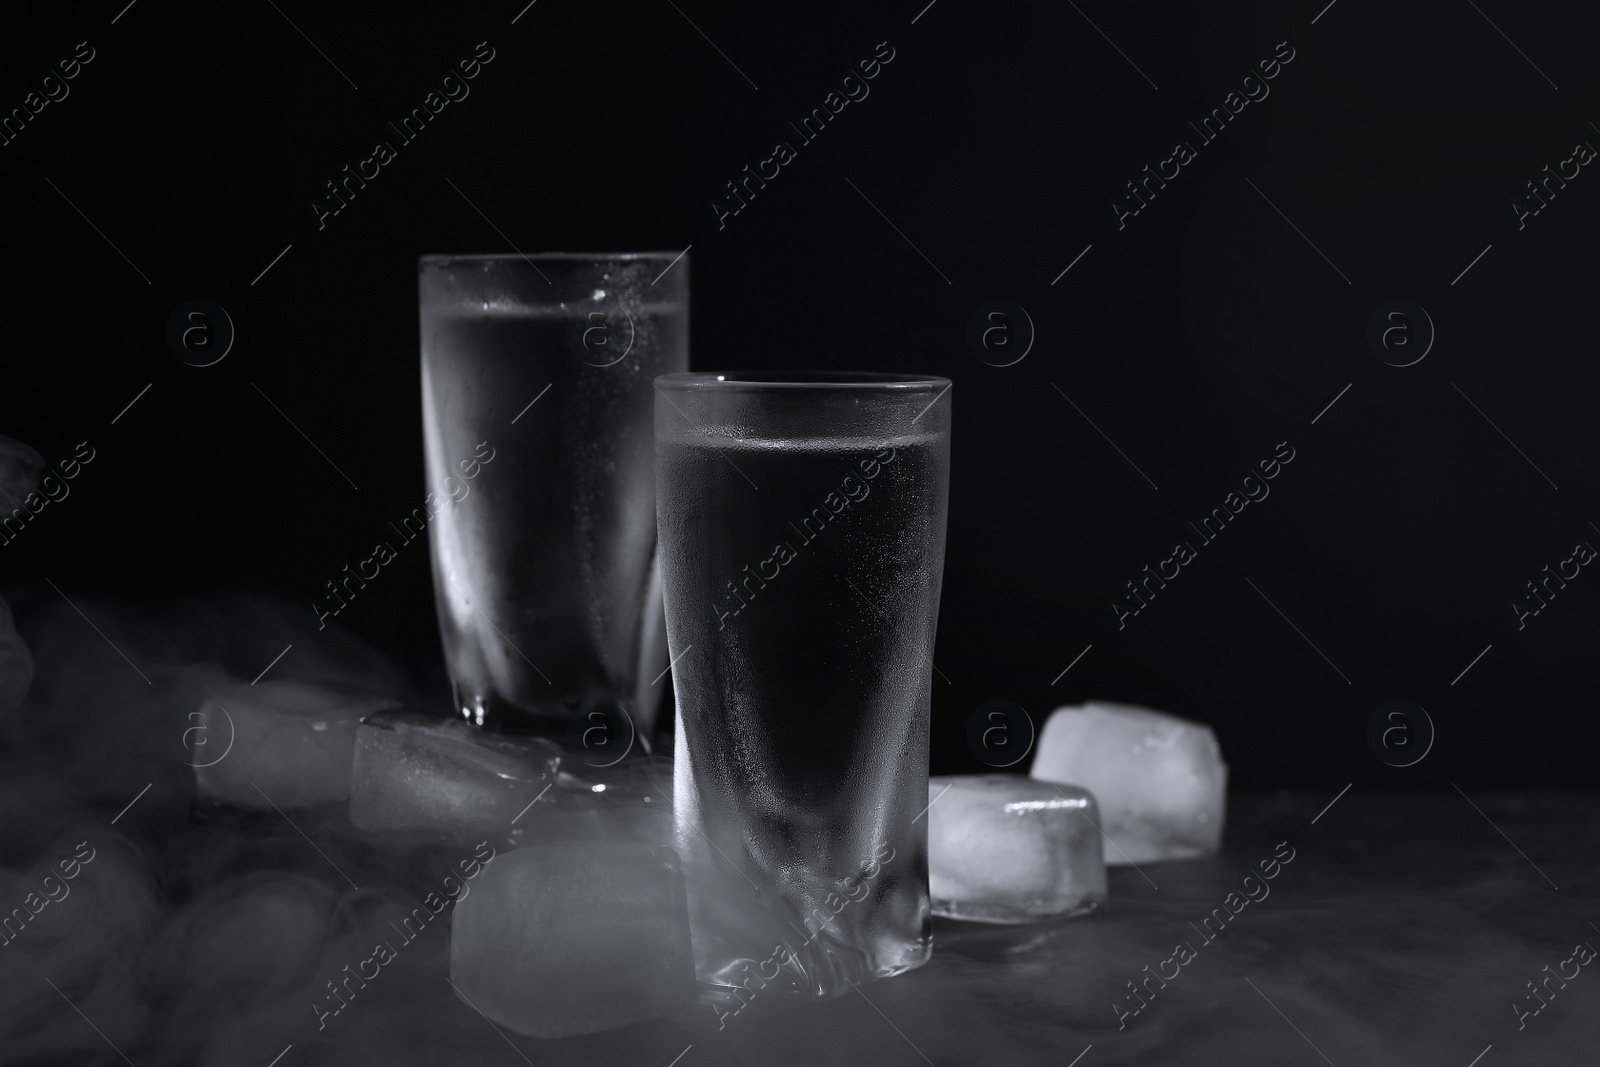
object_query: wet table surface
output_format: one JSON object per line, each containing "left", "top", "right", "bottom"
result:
{"left": 6, "top": 789, "right": 1595, "bottom": 1067}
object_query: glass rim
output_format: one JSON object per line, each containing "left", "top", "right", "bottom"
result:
{"left": 655, "top": 371, "right": 950, "bottom": 391}
{"left": 419, "top": 251, "right": 687, "bottom": 265}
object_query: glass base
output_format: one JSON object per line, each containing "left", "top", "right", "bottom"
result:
{"left": 686, "top": 862, "right": 933, "bottom": 1003}
{"left": 452, "top": 688, "right": 652, "bottom": 757}
{"left": 707, "top": 929, "right": 932, "bottom": 998}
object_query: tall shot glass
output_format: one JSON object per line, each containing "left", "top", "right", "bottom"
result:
{"left": 419, "top": 253, "right": 688, "bottom": 744}
{"left": 654, "top": 371, "right": 952, "bottom": 997}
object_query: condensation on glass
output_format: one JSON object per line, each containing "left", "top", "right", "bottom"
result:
{"left": 419, "top": 252, "right": 688, "bottom": 742}
{"left": 654, "top": 371, "right": 952, "bottom": 997}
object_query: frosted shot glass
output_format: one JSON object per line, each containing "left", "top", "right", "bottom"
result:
{"left": 654, "top": 371, "right": 952, "bottom": 997}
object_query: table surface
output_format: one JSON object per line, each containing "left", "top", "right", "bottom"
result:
{"left": 4, "top": 789, "right": 1596, "bottom": 1067}
{"left": 597, "top": 790, "right": 1599, "bottom": 1067}
{"left": 256, "top": 791, "right": 1600, "bottom": 1067}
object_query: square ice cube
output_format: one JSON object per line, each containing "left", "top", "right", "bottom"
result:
{"left": 449, "top": 841, "right": 695, "bottom": 1038}
{"left": 349, "top": 710, "right": 561, "bottom": 839}
{"left": 509, "top": 763, "right": 675, "bottom": 849}
{"left": 193, "top": 681, "right": 399, "bottom": 810}
{"left": 928, "top": 774, "right": 1106, "bottom": 923}
{"left": 1030, "top": 701, "right": 1226, "bottom": 864}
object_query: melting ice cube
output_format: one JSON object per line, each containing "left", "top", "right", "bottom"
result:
{"left": 193, "top": 680, "right": 399, "bottom": 810}
{"left": 349, "top": 710, "right": 561, "bottom": 839}
{"left": 927, "top": 774, "right": 1106, "bottom": 923}
{"left": 523, "top": 754, "right": 675, "bottom": 847}
{"left": 449, "top": 841, "right": 694, "bottom": 1038}
{"left": 1030, "top": 701, "right": 1226, "bottom": 864}
{"left": 0, "top": 595, "right": 32, "bottom": 716}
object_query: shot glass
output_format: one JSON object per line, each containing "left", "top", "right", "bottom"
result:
{"left": 419, "top": 253, "right": 688, "bottom": 744}
{"left": 654, "top": 371, "right": 952, "bottom": 997}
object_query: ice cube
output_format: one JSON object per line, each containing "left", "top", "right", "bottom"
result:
{"left": 927, "top": 774, "right": 1106, "bottom": 923}
{"left": 449, "top": 841, "right": 694, "bottom": 1038}
{"left": 1030, "top": 701, "right": 1226, "bottom": 864}
{"left": 193, "top": 681, "right": 399, "bottom": 810}
{"left": 0, "top": 595, "right": 32, "bottom": 716}
{"left": 516, "top": 755, "right": 675, "bottom": 848}
{"left": 556, "top": 752, "right": 674, "bottom": 801}
{"left": 349, "top": 710, "right": 560, "bottom": 839}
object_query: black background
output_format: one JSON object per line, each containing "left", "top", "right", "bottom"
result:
{"left": 1, "top": 0, "right": 1596, "bottom": 790}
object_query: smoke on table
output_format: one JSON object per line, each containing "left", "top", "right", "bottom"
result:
{"left": 0, "top": 589, "right": 1594, "bottom": 1066}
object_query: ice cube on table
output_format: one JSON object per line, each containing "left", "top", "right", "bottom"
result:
{"left": 556, "top": 752, "right": 674, "bottom": 800}
{"left": 450, "top": 841, "right": 694, "bottom": 1038}
{"left": 1030, "top": 701, "right": 1226, "bottom": 864}
{"left": 193, "top": 681, "right": 399, "bottom": 810}
{"left": 517, "top": 755, "right": 675, "bottom": 847}
{"left": 0, "top": 595, "right": 32, "bottom": 716}
{"left": 927, "top": 774, "right": 1106, "bottom": 923}
{"left": 349, "top": 710, "right": 560, "bottom": 839}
